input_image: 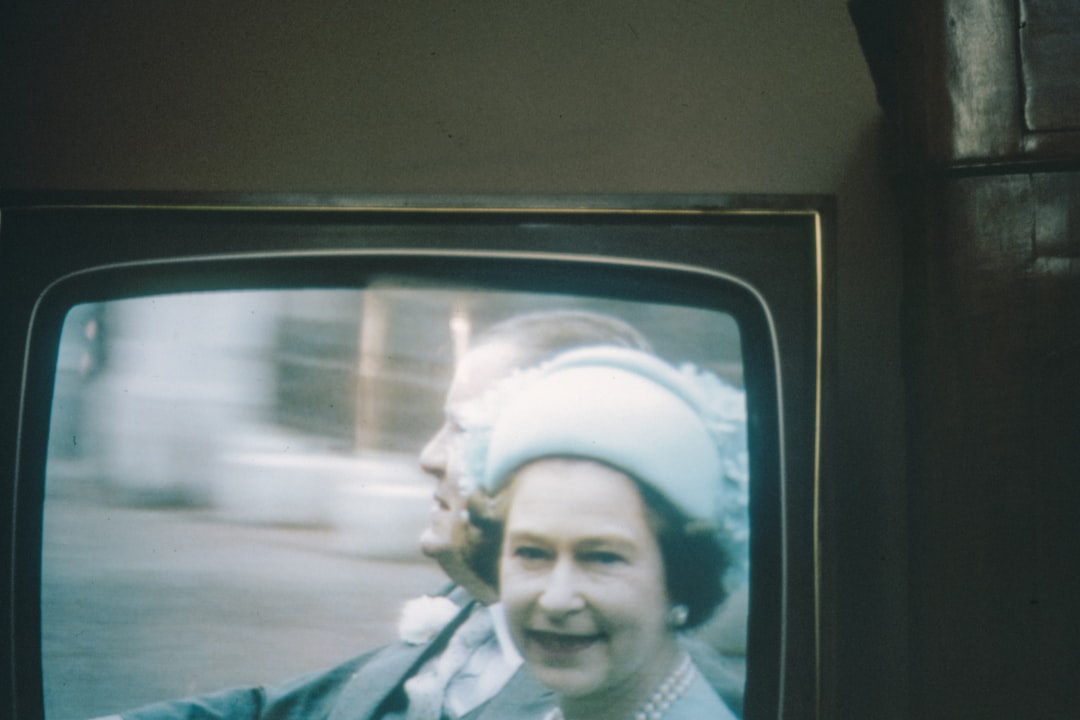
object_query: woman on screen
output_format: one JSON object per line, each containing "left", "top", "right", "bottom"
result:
{"left": 463, "top": 346, "right": 741, "bottom": 720}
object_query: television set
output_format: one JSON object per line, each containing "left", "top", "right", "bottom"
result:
{"left": 0, "top": 193, "right": 832, "bottom": 720}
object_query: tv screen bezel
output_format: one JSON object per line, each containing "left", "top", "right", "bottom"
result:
{"left": 0, "top": 192, "right": 831, "bottom": 720}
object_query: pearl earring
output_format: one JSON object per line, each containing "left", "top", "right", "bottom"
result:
{"left": 666, "top": 604, "right": 689, "bottom": 628}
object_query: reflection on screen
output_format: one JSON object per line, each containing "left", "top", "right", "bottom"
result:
{"left": 42, "top": 286, "right": 747, "bottom": 719}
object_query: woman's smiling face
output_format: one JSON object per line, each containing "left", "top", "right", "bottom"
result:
{"left": 499, "top": 458, "right": 678, "bottom": 705}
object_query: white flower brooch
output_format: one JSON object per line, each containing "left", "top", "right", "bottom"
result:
{"left": 397, "top": 595, "right": 461, "bottom": 645}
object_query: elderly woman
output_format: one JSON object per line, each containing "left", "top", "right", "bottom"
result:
{"left": 464, "top": 346, "right": 742, "bottom": 720}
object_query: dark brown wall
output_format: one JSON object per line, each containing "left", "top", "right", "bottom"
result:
{"left": 853, "top": 0, "right": 1080, "bottom": 716}
{"left": 0, "top": 2, "right": 905, "bottom": 718}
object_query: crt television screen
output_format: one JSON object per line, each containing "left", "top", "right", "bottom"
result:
{"left": 1, "top": 196, "right": 827, "bottom": 720}
{"left": 43, "top": 287, "right": 749, "bottom": 719}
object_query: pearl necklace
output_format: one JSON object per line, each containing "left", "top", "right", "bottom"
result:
{"left": 544, "top": 652, "right": 696, "bottom": 720}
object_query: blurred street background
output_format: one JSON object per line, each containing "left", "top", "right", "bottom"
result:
{"left": 43, "top": 470, "right": 444, "bottom": 719}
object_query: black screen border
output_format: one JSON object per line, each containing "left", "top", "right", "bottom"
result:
{"left": 0, "top": 193, "right": 832, "bottom": 720}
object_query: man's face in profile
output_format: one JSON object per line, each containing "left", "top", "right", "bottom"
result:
{"left": 418, "top": 340, "right": 521, "bottom": 563}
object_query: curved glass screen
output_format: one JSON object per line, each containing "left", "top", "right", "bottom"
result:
{"left": 42, "top": 284, "right": 749, "bottom": 719}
